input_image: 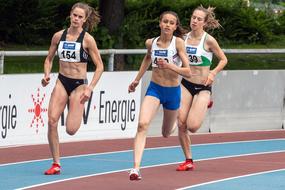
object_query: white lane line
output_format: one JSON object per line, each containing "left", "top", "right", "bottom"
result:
{"left": 2, "top": 138, "right": 285, "bottom": 167}
{"left": 16, "top": 150, "right": 285, "bottom": 190}
{"left": 176, "top": 168, "right": 285, "bottom": 190}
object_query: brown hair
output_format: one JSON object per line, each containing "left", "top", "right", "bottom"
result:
{"left": 159, "top": 11, "right": 187, "bottom": 38}
{"left": 194, "top": 5, "right": 221, "bottom": 30}
{"left": 71, "top": 2, "right": 100, "bottom": 32}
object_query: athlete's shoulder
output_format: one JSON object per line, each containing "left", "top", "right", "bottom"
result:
{"left": 145, "top": 38, "right": 154, "bottom": 49}
{"left": 51, "top": 29, "right": 64, "bottom": 44}
{"left": 54, "top": 29, "right": 65, "bottom": 37}
{"left": 175, "top": 36, "right": 184, "bottom": 43}
{"left": 205, "top": 32, "right": 215, "bottom": 42}
{"left": 205, "top": 33, "right": 218, "bottom": 46}
{"left": 84, "top": 31, "right": 93, "bottom": 38}
{"left": 175, "top": 36, "right": 185, "bottom": 47}
{"left": 83, "top": 31, "right": 96, "bottom": 44}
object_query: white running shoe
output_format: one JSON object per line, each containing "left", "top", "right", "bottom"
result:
{"left": 129, "top": 168, "right": 142, "bottom": 180}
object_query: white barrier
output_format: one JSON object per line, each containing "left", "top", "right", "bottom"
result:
{"left": 209, "top": 70, "right": 285, "bottom": 132}
{"left": 1, "top": 70, "right": 285, "bottom": 147}
{"left": 140, "top": 70, "right": 285, "bottom": 135}
{"left": 1, "top": 49, "right": 285, "bottom": 73}
{"left": 0, "top": 72, "right": 141, "bottom": 147}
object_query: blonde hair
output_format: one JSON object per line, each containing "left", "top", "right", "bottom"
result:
{"left": 194, "top": 5, "right": 221, "bottom": 30}
{"left": 71, "top": 2, "right": 100, "bottom": 32}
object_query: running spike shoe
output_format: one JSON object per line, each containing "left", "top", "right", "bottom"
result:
{"left": 208, "top": 100, "right": 213, "bottom": 109}
{"left": 176, "top": 160, "right": 194, "bottom": 171}
{"left": 129, "top": 168, "right": 142, "bottom": 180}
{"left": 44, "top": 163, "right": 61, "bottom": 175}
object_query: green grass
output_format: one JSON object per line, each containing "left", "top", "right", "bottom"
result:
{"left": 0, "top": 43, "right": 49, "bottom": 51}
{"left": 1, "top": 35, "right": 285, "bottom": 73}
{"left": 2, "top": 54, "right": 111, "bottom": 74}
{"left": 6, "top": 57, "right": 58, "bottom": 74}
{"left": 3, "top": 52, "right": 285, "bottom": 73}
{"left": 214, "top": 53, "right": 285, "bottom": 70}
{"left": 222, "top": 35, "right": 285, "bottom": 49}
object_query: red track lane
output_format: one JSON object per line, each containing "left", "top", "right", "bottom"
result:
{"left": 27, "top": 152, "right": 285, "bottom": 190}
{"left": 1, "top": 130, "right": 285, "bottom": 189}
{"left": 1, "top": 130, "right": 285, "bottom": 164}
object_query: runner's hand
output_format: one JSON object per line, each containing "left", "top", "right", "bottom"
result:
{"left": 128, "top": 80, "right": 139, "bottom": 93}
{"left": 80, "top": 86, "right": 92, "bottom": 104}
{"left": 204, "top": 71, "right": 215, "bottom": 86}
{"left": 41, "top": 76, "right": 50, "bottom": 87}
{"left": 156, "top": 58, "right": 169, "bottom": 69}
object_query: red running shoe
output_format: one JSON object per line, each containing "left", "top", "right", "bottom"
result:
{"left": 207, "top": 100, "right": 213, "bottom": 109}
{"left": 44, "top": 163, "right": 61, "bottom": 175}
{"left": 176, "top": 161, "right": 194, "bottom": 171}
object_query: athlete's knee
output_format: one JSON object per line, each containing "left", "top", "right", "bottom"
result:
{"left": 66, "top": 127, "right": 78, "bottom": 136}
{"left": 187, "top": 120, "right": 201, "bottom": 133}
{"left": 188, "top": 127, "right": 198, "bottom": 133}
{"left": 162, "top": 122, "right": 177, "bottom": 138}
{"left": 65, "top": 122, "right": 80, "bottom": 135}
{"left": 137, "top": 120, "right": 149, "bottom": 133}
{"left": 162, "top": 130, "right": 173, "bottom": 138}
{"left": 162, "top": 130, "right": 170, "bottom": 138}
{"left": 48, "top": 116, "right": 58, "bottom": 128}
{"left": 177, "top": 119, "right": 187, "bottom": 132}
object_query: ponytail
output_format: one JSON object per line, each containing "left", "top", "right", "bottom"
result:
{"left": 194, "top": 5, "right": 221, "bottom": 30}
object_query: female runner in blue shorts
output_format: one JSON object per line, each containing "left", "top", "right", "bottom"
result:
{"left": 128, "top": 11, "right": 193, "bottom": 180}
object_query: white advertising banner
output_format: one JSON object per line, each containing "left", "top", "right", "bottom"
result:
{"left": 0, "top": 71, "right": 141, "bottom": 147}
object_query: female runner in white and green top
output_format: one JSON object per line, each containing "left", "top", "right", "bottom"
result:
{"left": 176, "top": 5, "right": 228, "bottom": 171}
